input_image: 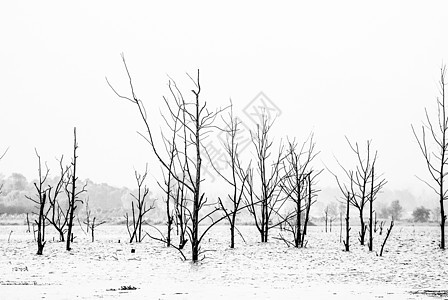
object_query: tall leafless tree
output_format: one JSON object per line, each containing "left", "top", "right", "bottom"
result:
{"left": 26, "top": 149, "right": 49, "bottom": 255}
{"left": 412, "top": 65, "right": 448, "bottom": 249}
{"left": 206, "top": 104, "right": 249, "bottom": 248}
{"left": 328, "top": 165, "right": 354, "bottom": 251}
{"left": 107, "top": 55, "right": 227, "bottom": 261}
{"left": 368, "top": 166, "right": 387, "bottom": 251}
{"left": 330, "top": 138, "right": 385, "bottom": 247}
{"left": 244, "top": 113, "right": 286, "bottom": 243}
{"left": 125, "top": 165, "right": 155, "bottom": 243}
{"left": 279, "top": 135, "right": 320, "bottom": 247}
{"left": 46, "top": 156, "right": 70, "bottom": 242}
{"left": 65, "top": 128, "right": 87, "bottom": 251}
{"left": 157, "top": 90, "right": 184, "bottom": 248}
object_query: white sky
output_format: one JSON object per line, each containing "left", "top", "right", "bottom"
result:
{"left": 1, "top": 1, "right": 448, "bottom": 199}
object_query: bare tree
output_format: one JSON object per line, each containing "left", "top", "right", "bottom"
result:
{"left": 157, "top": 91, "right": 184, "bottom": 248}
{"left": 338, "top": 139, "right": 382, "bottom": 246}
{"left": 82, "top": 199, "right": 105, "bottom": 242}
{"left": 412, "top": 65, "right": 448, "bottom": 249}
{"left": 125, "top": 166, "right": 155, "bottom": 243}
{"left": 244, "top": 113, "right": 286, "bottom": 243}
{"left": 328, "top": 165, "right": 354, "bottom": 251}
{"left": 206, "top": 104, "right": 249, "bottom": 248}
{"left": 26, "top": 149, "right": 49, "bottom": 255}
{"left": 378, "top": 220, "right": 394, "bottom": 256}
{"left": 107, "top": 55, "right": 227, "bottom": 261}
{"left": 65, "top": 127, "right": 87, "bottom": 251}
{"left": 279, "top": 136, "right": 320, "bottom": 247}
{"left": 46, "top": 157, "right": 70, "bottom": 242}
{"left": 173, "top": 174, "right": 188, "bottom": 249}
{"left": 368, "top": 166, "right": 387, "bottom": 251}
{"left": 330, "top": 138, "right": 385, "bottom": 248}
{"left": 343, "top": 192, "right": 351, "bottom": 251}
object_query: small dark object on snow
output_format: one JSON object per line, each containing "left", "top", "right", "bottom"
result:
{"left": 120, "top": 285, "right": 137, "bottom": 290}
{"left": 131, "top": 249, "right": 135, "bottom": 253}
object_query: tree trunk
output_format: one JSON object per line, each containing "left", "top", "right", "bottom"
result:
{"left": 359, "top": 212, "right": 365, "bottom": 246}
{"left": 230, "top": 224, "right": 235, "bottom": 249}
{"left": 344, "top": 193, "right": 350, "bottom": 252}
{"left": 66, "top": 128, "right": 78, "bottom": 251}
{"left": 369, "top": 167, "right": 374, "bottom": 251}
{"left": 440, "top": 191, "right": 445, "bottom": 249}
{"left": 295, "top": 186, "right": 302, "bottom": 248}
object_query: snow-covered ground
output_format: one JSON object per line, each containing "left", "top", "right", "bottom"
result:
{"left": 0, "top": 224, "right": 446, "bottom": 299}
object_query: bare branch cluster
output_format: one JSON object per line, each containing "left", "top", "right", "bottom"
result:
{"left": 412, "top": 65, "right": 448, "bottom": 249}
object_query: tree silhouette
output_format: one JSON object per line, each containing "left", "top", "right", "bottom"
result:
{"left": 412, "top": 65, "right": 448, "bottom": 249}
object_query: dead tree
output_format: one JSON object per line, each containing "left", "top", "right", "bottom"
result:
{"left": 206, "top": 104, "right": 249, "bottom": 248}
{"left": 368, "top": 166, "right": 387, "bottom": 251}
{"left": 343, "top": 192, "right": 351, "bottom": 251}
{"left": 157, "top": 92, "right": 184, "bottom": 248}
{"left": 173, "top": 176, "right": 188, "bottom": 249}
{"left": 279, "top": 136, "right": 320, "bottom": 247}
{"left": 328, "top": 166, "right": 354, "bottom": 251}
{"left": 378, "top": 220, "right": 394, "bottom": 256}
{"left": 125, "top": 166, "right": 155, "bottom": 243}
{"left": 87, "top": 217, "right": 105, "bottom": 242}
{"left": 244, "top": 113, "right": 287, "bottom": 243}
{"left": 46, "top": 156, "right": 70, "bottom": 242}
{"left": 26, "top": 149, "right": 49, "bottom": 255}
{"left": 107, "top": 56, "right": 227, "bottom": 261}
{"left": 65, "top": 128, "right": 87, "bottom": 251}
{"left": 301, "top": 172, "right": 320, "bottom": 246}
{"left": 412, "top": 65, "right": 448, "bottom": 249}
{"left": 337, "top": 138, "right": 384, "bottom": 246}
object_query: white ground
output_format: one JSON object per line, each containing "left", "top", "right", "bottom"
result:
{"left": 0, "top": 224, "right": 446, "bottom": 299}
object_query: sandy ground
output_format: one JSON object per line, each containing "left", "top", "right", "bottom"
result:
{"left": 0, "top": 224, "right": 446, "bottom": 299}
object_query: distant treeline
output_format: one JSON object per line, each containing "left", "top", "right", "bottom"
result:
{"left": 0, "top": 172, "right": 159, "bottom": 217}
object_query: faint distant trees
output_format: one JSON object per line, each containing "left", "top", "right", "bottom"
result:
{"left": 433, "top": 206, "right": 441, "bottom": 223}
{"left": 26, "top": 149, "right": 49, "bottom": 255}
{"left": 107, "top": 55, "right": 227, "bottom": 262}
{"left": 280, "top": 135, "right": 320, "bottom": 247}
{"left": 389, "top": 200, "right": 403, "bottom": 221}
{"left": 125, "top": 166, "right": 155, "bottom": 243}
{"left": 324, "top": 202, "right": 338, "bottom": 233}
{"left": 65, "top": 128, "right": 87, "bottom": 251}
{"left": 413, "top": 206, "right": 431, "bottom": 222}
{"left": 245, "top": 113, "right": 286, "bottom": 243}
{"left": 378, "top": 201, "right": 402, "bottom": 221}
{"left": 412, "top": 65, "right": 448, "bottom": 249}
{"left": 0, "top": 148, "right": 8, "bottom": 195}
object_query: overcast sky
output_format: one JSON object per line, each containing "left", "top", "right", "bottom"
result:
{"left": 1, "top": 1, "right": 448, "bottom": 199}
